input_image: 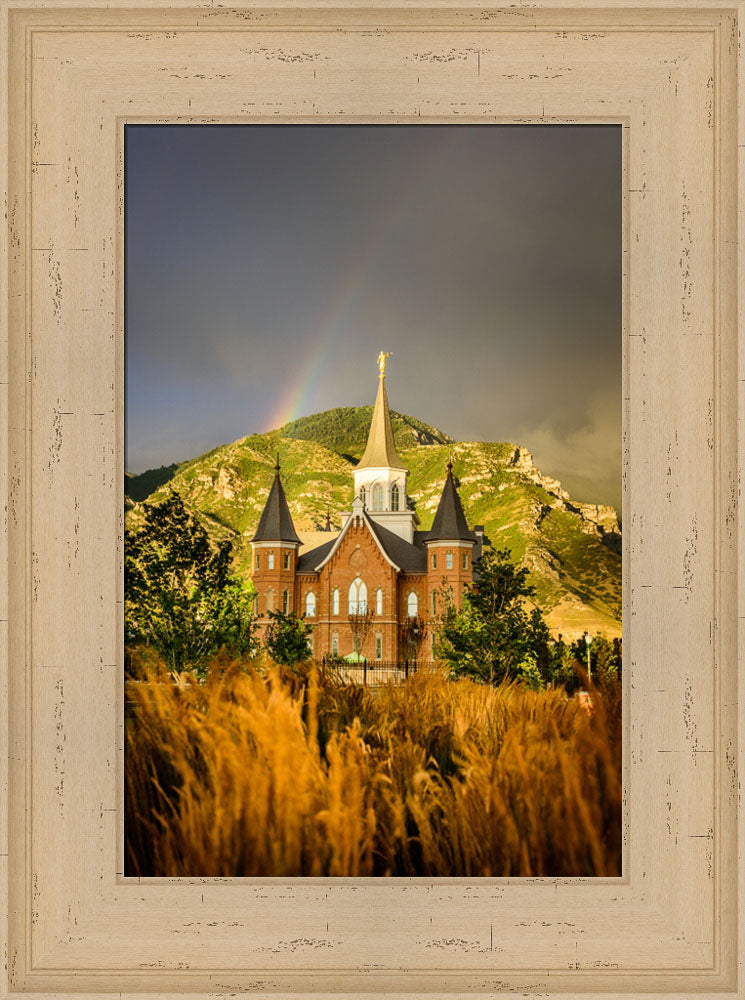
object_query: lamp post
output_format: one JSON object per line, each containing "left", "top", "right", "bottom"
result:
{"left": 584, "top": 631, "right": 592, "bottom": 684}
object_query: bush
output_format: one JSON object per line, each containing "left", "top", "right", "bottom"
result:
{"left": 264, "top": 609, "right": 314, "bottom": 666}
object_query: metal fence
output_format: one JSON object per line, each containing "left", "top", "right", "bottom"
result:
{"left": 321, "top": 659, "right": 439, "bottom": 687}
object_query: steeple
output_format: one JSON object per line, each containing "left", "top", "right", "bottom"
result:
{"left": 424, "top": 458, "right": 477, "bottom": 543}
{"left": 347, "top": 354, "right": 417, "bottom": 543}
{"left": 251, "top": 456, "right": 301, "bottom": 544}
{"left": 356, "top": 352, "right": 407, "bottom": 472}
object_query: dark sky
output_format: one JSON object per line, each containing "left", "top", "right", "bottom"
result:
{"left": 125, "top": 124, "right": 621, "bottom": 509}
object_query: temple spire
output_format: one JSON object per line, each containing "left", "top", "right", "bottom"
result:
{"left": 251, "top": 460, "right": 301, "bottom": 544}
{"left": 356, "top": 353, "right": 407, "bottom": 471}
{"left": 423, "top": 458, "right": 477, "bottom": 543}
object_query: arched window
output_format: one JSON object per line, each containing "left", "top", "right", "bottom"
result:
{"left": 252, "top": 595, "right": 259, "bottom": 616}
{"left": 331, "top": 632, "right": 339, "bottom": 656}
{"left": 431, "top": 592, "right": 437, "bottom": 615}
{"left": 445, "top": 551, "right": 453, "bottom": 570}
{"left": 407, "top": 592, "right": 418, "bottom": 618}
{"left": 376, "top": 588, "right": 383, "bottom": 615}
{"left": 359, "top": 486, "right": 366, "bottom": 507}
{"left": 348, "top": 577, "right": 368, "bottom": 614}
{"left": 266, "top": 588, "right": 275, "bottom": 613}
{"left": 268, "top": 552, "right": 275, "bottom": 570}
{"left": 282, "top": 589, "right": 289, "bottom": 613}
{"left": 332, "top": 588, "right": 340, "bottom": 615}
{"left": 391, "top": 482, "right": 400, "bottom": 511}
{"left": 283, "top": 552, "right": 290, "bottom": 570}
{"left": 371, "top": 483, "right": 383, "bottom": 511}
{"left": 375, "top": 634, "right": 383, "bottom": 660}
{"left": 305, "top": 592, "right": 316, "bottom": 617}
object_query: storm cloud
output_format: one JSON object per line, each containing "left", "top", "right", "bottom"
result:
{"left": 125, "top": 124, "right": 621, "bottom": 509}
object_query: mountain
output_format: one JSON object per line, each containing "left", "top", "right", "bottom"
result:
{"left": 125, "top": 407, "right": 622, "bottom": 639}
{"left": 125, "top": 463, "right": 180, "bottom": 503}
{"left": 281, "top": 406, "right": 452, "bottom": 460}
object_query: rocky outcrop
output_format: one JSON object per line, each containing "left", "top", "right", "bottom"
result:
{"left": 408, "top": 425, "right": 449, "bottom": 446}
{"left": 215, "top": 467, "right": 237, "bottom": 500}
{"left": 506, "top": 445, "right": 621, "bottom": 552}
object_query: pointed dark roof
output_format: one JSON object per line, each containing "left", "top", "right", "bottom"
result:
{"left": 251, "top": 459, "right": 301, "bottom": 544}
{"left": 356, "top": 373, "right": 407, "bottom": 471}
{"left": 423, "top": 459, "right": 477, "bottom": 543}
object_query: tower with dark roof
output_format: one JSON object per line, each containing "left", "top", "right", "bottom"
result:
{"left": 424, "top": 458, "right": 477, "bottom": 545}
{"left": 424, "top": 458, "right": 476, "bottom": 614}
{"left": 251, "top": 456, "right": 301, "bottom": 546}
{"left": 251, "top": 458, "right": 301, "bottom": 619}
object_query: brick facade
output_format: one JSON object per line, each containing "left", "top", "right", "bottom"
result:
{"left": 253, "top": 515, "right": 477, "bottom": 663}
{"left": 251, "top": 365, "right": 482, "bottom": 663}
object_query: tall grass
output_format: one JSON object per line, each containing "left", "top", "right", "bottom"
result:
{"left": 125, "top": 656, "right": 621, "bottom": 877}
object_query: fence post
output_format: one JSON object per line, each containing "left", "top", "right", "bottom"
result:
{"left": 405, "top": 659, "right": 409, "bottom": 680}
{"left": 363, "top": 660, "right": 367, "bottom": 686}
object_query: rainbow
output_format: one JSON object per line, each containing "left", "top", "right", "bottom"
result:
{"left": 264, "top": 127, "right": 460, "bottom": 432}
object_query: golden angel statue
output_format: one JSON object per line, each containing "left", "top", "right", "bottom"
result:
{"left": 377, "top": 351, "right": 392, "bottom": 378}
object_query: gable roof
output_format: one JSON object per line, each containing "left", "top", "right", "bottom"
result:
{"left": 355, "top": 375, "right": 407, "bottom": 472}
{"left": 311, "top": 508, "right": 402, "bottom": 572}
{"left": 423, "top": 461, "right": 477, "bottom": 543}
{"left": 296, "top": 537, "right": 336, "bottom": 573}
{"left": 296, "top": 510, "right": 429, "bottom": 576}
{"left": 251, "top": 462, "right": 301, "bottom": 544}
{"left": 366, "top": 519, "right": 428, "bottom": 574}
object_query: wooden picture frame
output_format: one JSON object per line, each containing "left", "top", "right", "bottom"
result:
{"left": 1, "top": 0, "right": 743, "bottom": 996}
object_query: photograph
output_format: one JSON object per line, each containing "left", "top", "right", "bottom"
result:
{"left": 123, "top": 123, "right": 622, "bottom": 878}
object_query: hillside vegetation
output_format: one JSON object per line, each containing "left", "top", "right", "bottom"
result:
{"left": 125, "top": 463, "right": 180, "bottom": 503}
{"left": 125, "top": 407, "right": 622, "bottom": 638}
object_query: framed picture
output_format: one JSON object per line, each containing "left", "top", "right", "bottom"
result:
{"left": 1, "top": 1, "right": 742, "bottom": 997}
{"left": 123, "top": 120, "right": 624, "bottom": 881}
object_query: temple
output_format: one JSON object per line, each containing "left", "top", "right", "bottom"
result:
{"left": 251, "top": 356, "right": 487, "bottom": 662}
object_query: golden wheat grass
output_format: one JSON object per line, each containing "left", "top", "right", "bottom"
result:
{"left": 125, "top": 656, "right": 622, "bottom": 877}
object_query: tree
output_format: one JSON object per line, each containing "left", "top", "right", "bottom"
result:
{"left": 207, "top": 580, "right": 259, "bottom": 661}
{"left": 125, "top": 491, "right": 258, "bottom": 673}
{"left": 570, "top": 633, "right": 621, "bottom": 686}
{"left": 515, "top": 651, "right": 545, "bottom": 691}
{"left": 348, "top": 608, "right": 374, "bottom": 660}
{"left": 264, "top": 610, "right": 314, "bottom": 667}
{"left": 435, "top": 547, "right": 552, "bottom": 685}
{"left": 399, "top": 614, "right": 426, "bottom": 664}
{"left": 544, "top": 636, "right": 582, "bottom": 693}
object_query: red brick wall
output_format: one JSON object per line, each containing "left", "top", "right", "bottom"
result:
{"left": 252, "top": 527, "right": 475, "bottom": 661}
{"left": 296, "top": 519, "right": 401, "bottom": 661}
{"left": 252, "top": 544, "right": 298, "bottom": 642}
{"left": 426, "top": 544, "right": 474, "bottom": 614}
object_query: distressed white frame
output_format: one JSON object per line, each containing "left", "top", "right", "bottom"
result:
{"left": 0, "top": 2, "right": 743, "bottom": 998}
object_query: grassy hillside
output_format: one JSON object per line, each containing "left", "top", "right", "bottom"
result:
{"left": 126, "top": 407, "right": 622, "bottom": 638}
{"left": 281, "top": 407, "right": 451, "bottom": 461}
